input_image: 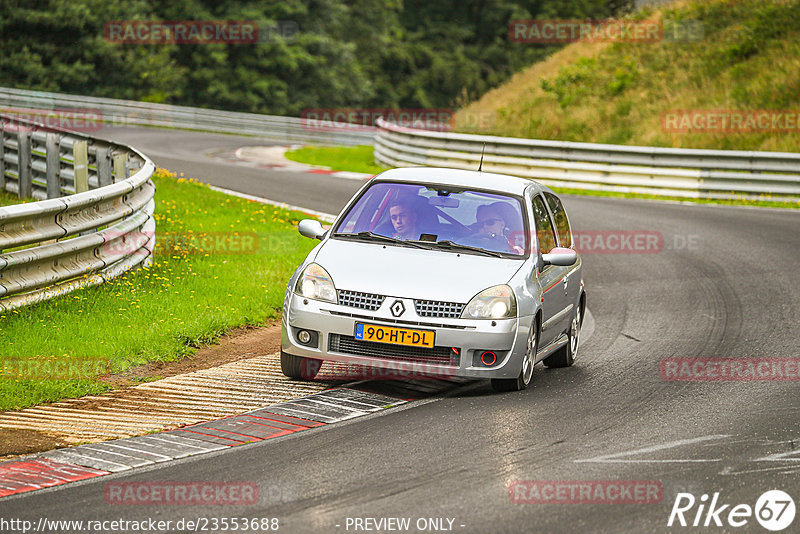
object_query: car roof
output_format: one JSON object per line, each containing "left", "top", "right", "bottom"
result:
{"left": 372, "top": 167, "right": 552, "bottom": 196}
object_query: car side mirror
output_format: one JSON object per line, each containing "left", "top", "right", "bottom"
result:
{"left": 298, "top": 219, "right": 325, "bottom": 240}
{"left": 541, "top": 247, "right": 577, "bottom": 266}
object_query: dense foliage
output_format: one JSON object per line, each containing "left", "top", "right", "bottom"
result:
{"left": 0, "top": 0, "right": 629, "bottom": 116}
{"left": 455, "top": 0, "right": 800, "bottom": 153}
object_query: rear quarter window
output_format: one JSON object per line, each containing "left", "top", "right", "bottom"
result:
{"left": 531, "top": 195, "right": 557, "bottom": 254}
{"left": 544, "top": 192, "right": 572, "bottom": 248}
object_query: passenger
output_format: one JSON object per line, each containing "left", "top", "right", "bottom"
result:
{"left": 389, "top": 198, "right": 419, "bottom": 240}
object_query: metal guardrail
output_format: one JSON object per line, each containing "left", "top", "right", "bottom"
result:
{"left": 0, "top": 86, "right": 375, "bottom": 147}
{"left": 0, "top": 115, "right": 156, "bottom": 312}
{"left": 374, "top": 118, "right": 800, "bottom": 200}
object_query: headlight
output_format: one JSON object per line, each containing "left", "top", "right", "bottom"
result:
{"left": 295, "top": 263, "right": 337, "bottom": 303}
{"left": 461, "top": 285, "right": 517, "bottom": 319}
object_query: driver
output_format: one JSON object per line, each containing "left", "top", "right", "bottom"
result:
{"left": 389, "top": 198, "right": 418, "bottom": 240}
{"left": 476, "top": 204, "right": 506, "bottom": 239}
{"left": 473, "top": 203, "right": 523, "bottom": 254}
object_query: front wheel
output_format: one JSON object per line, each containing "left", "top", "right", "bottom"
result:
{"left": 491, "top": 320, "right": 538, "bottom": 392}
{"left": 281, "top": 350, "right": 322, "bottom": 380}
{"left": 543, "top": 305, "right": 581, "bottom": 368}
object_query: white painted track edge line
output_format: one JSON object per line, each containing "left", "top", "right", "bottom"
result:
{"left": 206, "top": 185, "right": 337, "bottom": 222}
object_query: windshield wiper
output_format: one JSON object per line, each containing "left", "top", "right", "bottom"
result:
{"left": 332, "top": 231, "right": 428, "bottom": 249}
{"left": 420, "top": 240, "right": 504, "bottom": 258}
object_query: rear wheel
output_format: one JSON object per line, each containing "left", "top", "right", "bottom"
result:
{"left": 491, "top": 319, "right": 538, "bottom": 392}
{"left": 543, "top": 304, "right": 581, "bottom": 368}
{"left": 281, "top": 350, "right": 322, "bottom": 380}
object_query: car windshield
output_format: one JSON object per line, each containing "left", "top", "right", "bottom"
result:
{"left": 333, "top": 181, "right": 528, "bottom": 257}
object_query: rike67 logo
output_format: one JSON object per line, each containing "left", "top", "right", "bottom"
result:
{"left": 668, "top": 490, "right": 796, "bottom": 531}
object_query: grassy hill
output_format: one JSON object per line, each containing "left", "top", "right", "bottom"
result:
{"left": 454, "top": 0, "right": 800, "bottom": 153}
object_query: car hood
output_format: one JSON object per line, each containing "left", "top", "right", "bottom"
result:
{"left": 313, "top": 239, "right": 525, "bottom": 302}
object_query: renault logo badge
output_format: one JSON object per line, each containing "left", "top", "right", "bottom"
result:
{"left": 390, "top": 300, "right": 406, "bottom": 317}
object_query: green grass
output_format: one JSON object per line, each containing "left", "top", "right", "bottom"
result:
{"left": 0, "top": 169, "right": 319, "bottom": 411}
{"left": 456, "top": 0, "right": 800, "bottom": 153}
{"left": 0, "top": 189, "right": 29, "bottom": 207}
{"left": 284, "top": 145, "right": 389, "bottom": 175}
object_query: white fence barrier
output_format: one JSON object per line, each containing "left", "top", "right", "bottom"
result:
{"left": 0, "top": 86, "right": 375, "bottom": 147}
{"left": 374, "top": 118, "right": 800, "bottom": 200}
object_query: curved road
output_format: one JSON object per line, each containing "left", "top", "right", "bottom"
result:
{"left": 2, "top": 127, "right": 799, "bottom": 533}
{"left": 101, "top": 127, "right": 363, "bottom": 213}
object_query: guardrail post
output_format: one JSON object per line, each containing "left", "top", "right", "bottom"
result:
{"left": 96, "top": 146, "right": 112, "bottom": 187}
{"left": 45, "top": 133, "right": 61, "bottom": 198}
{"left": 17, "top": 130, "right": 32, "bottom": 198}
{"left": 113, "top": 153, "right": 128, "bottom": 182}
{"left": 0, "top": 128, "right": 5, "bottom": 192}
{"left": 73, "top": 139, "right": 88, "bottom": 193}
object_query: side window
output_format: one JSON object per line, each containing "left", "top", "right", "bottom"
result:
{"left": 544, "top": 192, "right": 572, "bottom": 248}
{"left": 531, "top": 195, "right": 557, "bottom": 255}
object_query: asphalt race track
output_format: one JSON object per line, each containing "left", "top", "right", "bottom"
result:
{"left": 2, "top": 126, "right": 799, "bottom": 533}
{"left": 100, "top": 126, "right": 364, "bottom": 213}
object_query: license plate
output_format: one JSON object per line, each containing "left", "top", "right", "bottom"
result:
{"left": 355, "top": 323, "right": 435, "bottom": 348}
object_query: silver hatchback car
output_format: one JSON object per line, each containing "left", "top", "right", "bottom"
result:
{"left": 281, "top": 167, "right": 585, "bottom": 391}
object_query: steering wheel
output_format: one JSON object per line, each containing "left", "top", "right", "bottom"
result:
{"left": 464, "top": 232, "right": 513, "bottom": 253}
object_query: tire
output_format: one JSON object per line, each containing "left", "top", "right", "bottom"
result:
{"left": 491, "top": 318, "right": 538, "bottom": 392}
{"left": 543, "top": 303, "right": 581, "bottom": 369}
{"left": 280, "top": 350, "right": 322, "bottom": 380}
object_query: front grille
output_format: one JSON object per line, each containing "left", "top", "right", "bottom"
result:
{"left": 414, "top": 299, "right": 465, "bottom": 319}
{"left": 337, "top": 290, "right": 385, "bottom": 311}
{"left": 329, "top": 334, "right": 459, "bottom": 366}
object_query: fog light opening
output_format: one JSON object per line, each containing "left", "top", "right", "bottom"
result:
{"left": 298, "top": 330, "right": 312, "bottom": 344}
{"left": 480, "top": 351, "right": 497, "bottom": 366}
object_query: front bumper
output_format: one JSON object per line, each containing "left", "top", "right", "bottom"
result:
{"left": 281, "top": 292, "right": 531, "bottom": 379}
